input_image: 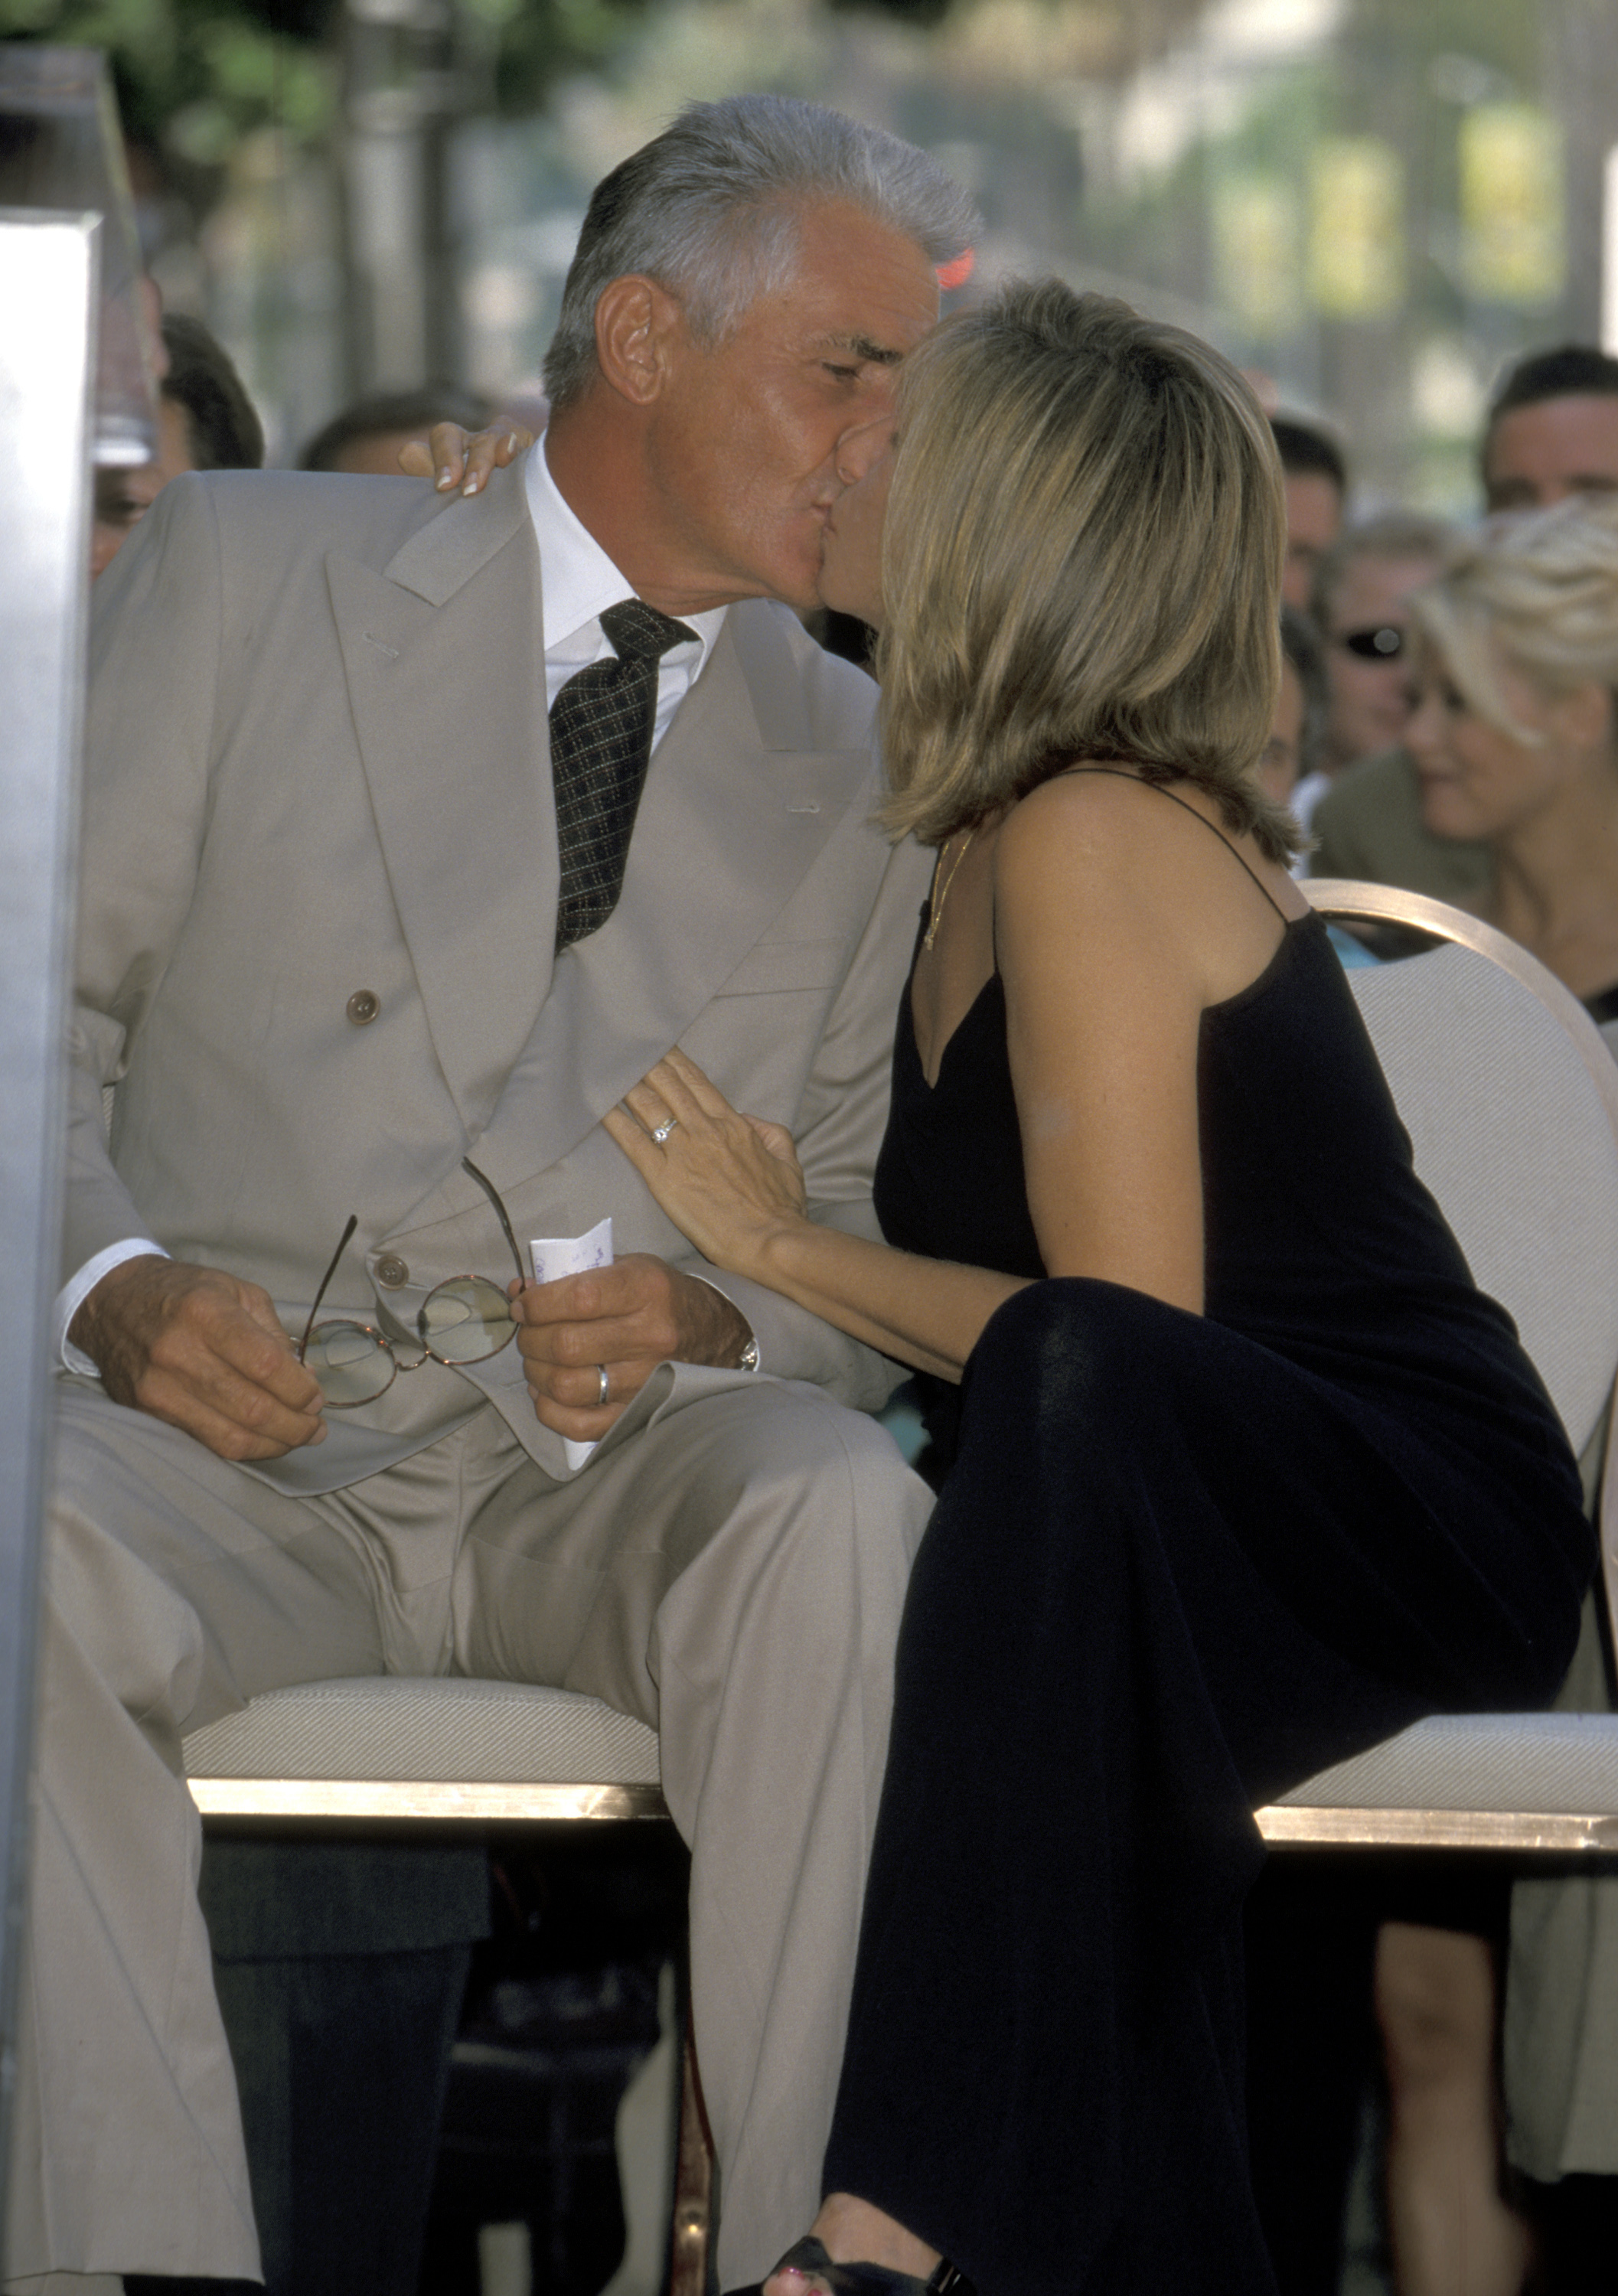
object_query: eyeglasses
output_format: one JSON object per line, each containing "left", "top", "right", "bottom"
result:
{"left": 297, "top": 1159, "right": 525, "bottom": 1407}
{"left": 1333, "top": 623, "right": 1406, "bottom": 661}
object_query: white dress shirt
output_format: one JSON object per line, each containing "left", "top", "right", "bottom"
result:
{"left": 55, "top": 439, "right": 729, "bottom": 1373}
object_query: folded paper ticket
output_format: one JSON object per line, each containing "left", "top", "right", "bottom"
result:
{"left": 530, "top": 1218, "right": 614, "bottom": 1471}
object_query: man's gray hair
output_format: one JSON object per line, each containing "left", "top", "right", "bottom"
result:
{"left": 543, "top": 95, "right": 980, "bottom": 408}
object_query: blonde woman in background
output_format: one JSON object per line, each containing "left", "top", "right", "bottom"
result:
{"left": 1409, "top": 499, "right": 1618, "bottom": 1024}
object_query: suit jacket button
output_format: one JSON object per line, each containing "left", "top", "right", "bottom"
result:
{"left": 346, "top": 990, "right": 380, "bottom": 1025}
{"left": 375, "top": 1254, "right": 409, "bottom": 1288}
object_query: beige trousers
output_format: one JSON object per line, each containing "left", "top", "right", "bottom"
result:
{"left": 8, "top": 1366, "right": 932, "bottom": 2290}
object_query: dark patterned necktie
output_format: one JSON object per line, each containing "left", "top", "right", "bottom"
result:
{"left": 550, "top": 598, "right": 699, "bottom": 951}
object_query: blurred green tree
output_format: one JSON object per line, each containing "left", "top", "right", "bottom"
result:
{"left": 0, "top": 0, "right": 649, "bottom": 187}
{"left": 0, "top": 2, "right": 341, "bottom": 165}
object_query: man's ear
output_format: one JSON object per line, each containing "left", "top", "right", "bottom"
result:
{"left": 592, "top": 275, "right": 685, "bottom": 407}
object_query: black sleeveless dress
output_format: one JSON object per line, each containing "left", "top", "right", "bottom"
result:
{"left": 820, "top": 799, "right": 1593, "bottom": 2296}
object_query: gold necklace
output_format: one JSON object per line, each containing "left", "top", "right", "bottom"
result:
{"left": 923, "top": 828, "right": 974, "bottom": 951}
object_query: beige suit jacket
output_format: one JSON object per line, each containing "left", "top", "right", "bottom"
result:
{"left": 69, "top": 459, "right": 931, "bottom": 1492}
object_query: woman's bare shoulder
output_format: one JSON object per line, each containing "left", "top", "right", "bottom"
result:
{"left": 995, "top": 768, "right": 1192, "bottom": 915}
{"left": 994, "top": 765, "right": 1302, "bottom": 1001}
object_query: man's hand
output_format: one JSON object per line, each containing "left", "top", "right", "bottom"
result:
{"left": 69, "top": 1255, "right": 328, "bottom": 1462}
{"left": 514, "top": 1254, "right": 753, "bottom": 1440}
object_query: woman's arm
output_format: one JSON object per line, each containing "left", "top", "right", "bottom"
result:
{"left": 732, "top": 1226, "right": 1025, "bottom": 1381}
{"left": 604, "top": 1052, "right": 1027, "bottom": 1381}
{"left": 993, "top": 778, "right": 1212, "bottom": 1313}
{"left": 605, "top": 776, "right": 1277, "bottom": 1364}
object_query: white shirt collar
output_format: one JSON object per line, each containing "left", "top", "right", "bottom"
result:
{"left": 524, "top": 432, "right": 726, "bottom": 673}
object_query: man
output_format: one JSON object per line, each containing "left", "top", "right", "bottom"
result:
{"left": 1483, "top": 343, "right": 1618, "bottom": 511}
{"left": 16, "top": 96, "right": 977, "bottom": 2293}
{"left": 1313, "top": 347, "right": 1618, "bottom": 896}
{"left": 1271, "top": 414, "right": 1347, "bottom": 610}
{"left": 85, "top": 308, "right": 492, "bottom": 2296}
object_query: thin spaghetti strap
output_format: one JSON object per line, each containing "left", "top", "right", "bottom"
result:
{"left": 1056, "top": 765, "right": 1292, "bottom": 925}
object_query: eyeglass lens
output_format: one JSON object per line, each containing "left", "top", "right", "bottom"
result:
{"left": 302, "top": 1319, "right": 397, "bottom": 1407}
{"left": 298, "top": 1160, "right": 526, "bottom": 1407}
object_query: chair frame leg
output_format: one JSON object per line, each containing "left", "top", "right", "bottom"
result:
{"left": 670, "top": 2024, "right": 716, "bottom": 2296}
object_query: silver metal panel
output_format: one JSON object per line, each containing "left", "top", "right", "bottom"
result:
{"left": 0, "top": 54, "right": 155, "bottom": 465}
{"left": 0, "top": 209, "right": 96, "bottom": 2206}
{"left": 1258, "top": 1805, "right": 1618, "bottom": 1852}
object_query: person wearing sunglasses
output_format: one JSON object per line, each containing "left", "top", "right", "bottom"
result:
{"left": 1282, "top": 513, "right": 1449, "bottom": 840}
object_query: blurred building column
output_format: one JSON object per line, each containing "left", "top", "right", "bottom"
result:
{"left": 340, "top": 0, "right": 462, "bottom": 394}
{"left": 1605, "top": 147, "right": 1618, "bottom": 355}
{"left": 1548, "top": 0, "right": 1618, "bottom": 348}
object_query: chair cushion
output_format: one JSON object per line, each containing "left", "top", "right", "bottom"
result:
{"left": 181, "top": 1676, "right": 661, "bottom": 1788}
{"left": 1274, "top": 1712, "right": 1618, "bottom": 1814}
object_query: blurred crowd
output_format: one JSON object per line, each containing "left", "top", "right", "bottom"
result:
{"left": 1252, "top": 348, "right": 1618, "bottom": 2296}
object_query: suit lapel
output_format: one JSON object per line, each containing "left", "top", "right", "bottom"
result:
{"left": 422, "top": 602, "right": 876, "bottom": 1199}
{"left": 331, "top": 473, "right": 875, "bottom": 1218}
{"left": 327, "top": 468, "right": 556, "bottom": 1133}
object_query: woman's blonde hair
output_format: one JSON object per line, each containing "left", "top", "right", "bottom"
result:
{"left": 876, "top": 280, "right": 1296, "bottom": 861}
{"left": 1409, "top": 497, "right": 1618, "bottom": 745}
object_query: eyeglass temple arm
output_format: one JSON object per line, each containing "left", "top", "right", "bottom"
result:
{"left": 299, "top": 1169, "right": 521, "bottom": 1366}
{"left": 298, "top": 1212, "right": 360, "bottom": 1362}
{"left": 462, "top": 1157, "right": 527, "bottom": 1283}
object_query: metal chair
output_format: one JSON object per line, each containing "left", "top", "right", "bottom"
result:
{"left": 182, "top": 1680, "right": 710, "bottom": 2294}
{"left": 1258, "top": 881, "right": 1618, "bottom": 1852}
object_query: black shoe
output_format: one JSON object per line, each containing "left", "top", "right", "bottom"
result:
{"left": 726, "top": 2233, "right": 977, "bottom": 2296}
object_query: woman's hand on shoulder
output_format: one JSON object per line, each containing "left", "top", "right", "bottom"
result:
{"left": 995, "top": 772, "right": 1210, "bottom": 1313}
{"left": 396, "top": 419, "right": 535, "bottom": 496}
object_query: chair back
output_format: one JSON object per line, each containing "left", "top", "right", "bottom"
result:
{"left": 1307, "top": 882, "right": 1618, "bottom": 1463}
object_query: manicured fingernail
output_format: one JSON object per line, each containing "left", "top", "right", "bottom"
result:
{"left": 438, "top": 468, "right": 456, "bottom": 490}
{"left": 462, "top": 474, "right": 481, "bottom": 494}
{"left": 507, "top": 432, "right": 520, "bottom": 452}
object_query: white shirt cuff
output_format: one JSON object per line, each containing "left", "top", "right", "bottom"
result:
{"left": 55, "top": 1238, "right": 169, "bottom": 1376}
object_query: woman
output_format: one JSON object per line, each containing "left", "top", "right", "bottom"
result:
{"left": 1408, "top": 497, "right": 1618, "bottom": 1022}
{"left": 501, "top": 285, "right": 1590, "bottom": 2294}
